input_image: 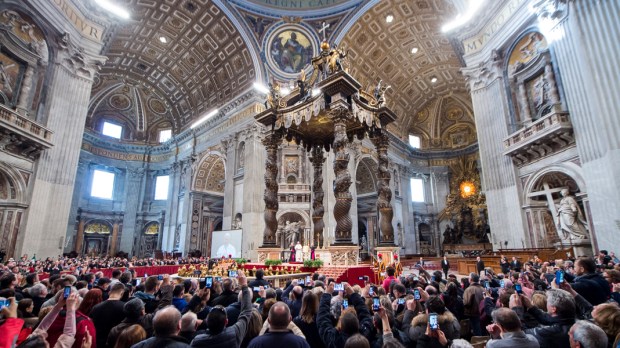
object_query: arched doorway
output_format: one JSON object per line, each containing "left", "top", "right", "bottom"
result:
{"left": 137, "top": 222, "right": 159, "bottom": 258}
{"left": 277, "top": 211, "right": 307, "bottom": 249}
{"left": 356, "top": 157, "right": 379, "bottom": 254}
{"left": 83, "top": 221, "right": 112, "bottom": 256}
{"left": 523, "top": 167, "right": 593, "bottom": 253}
{"left": 0, "top": 164, "right": 28, "bottom": 260}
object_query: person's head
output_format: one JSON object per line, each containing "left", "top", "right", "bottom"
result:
{"left": 450, "top": 339, "right": 474, "bottom": 348}
{"left": 224, "top": 233, "right": 231, "bottom": 244}
{"left": 124, "top": 298, "right": 146, "bottom": 320}
{"left": 561, "top": 188, "right": 569, "bottom": 197}
{"left": 292, "top": 285, "right": 303, "bottom": 300}
{"left": 261, "top": 298, "right": 276, "bottom": 321}
{"left": 477, "top": 256, "right": 481, "bottom": 261}
{"left": 469, "top": 273, "right": 480, "bottom": 284}
{"left": 18, "top": 298, "right": 33, "bottom": 314}
{"left": 246, "top": 309, "right": 263, "bottom": 340}
{"left": 569, "top": 320, "right": 608, "bottom": 348}
{"left": 0, "top": 273, "right": 17, "bottom": 289}
{"left": 256, "top": 268, "right": 265, "bottom": 280}
{"left": 386, "top": 267, "right": 395, "bottom": 277}
{"left": 425, "top": 296, "right": 446, "bottom": 315}
{"left": 300, "top": 291, "right": 319, "bottom": 323}
{"left": 108, "top": 282, "right": 125, "bottom": 298}
{"left": 344, "top": 334, "right": 369, "bottom": 348}
{"left": 78, "top": 288, "right": 103, "bottom": 315}
{"left": 603, "top": 270, "right": 620, "bottom": 284}
{"left": 206, "top": 305, "right": 228, "bottom": 334}
{"left": 173, "top": 284, "right": 184, "bottom": 298}
{"left": 546, "top": 289, "right": 576, "bottom": 318}
{"left": 393, "top": 284, "right": 406, "bottom": 298}
{"left": 96, "top": 277, "right": 111, "bottom": 290}
{"left": 338, "top": 308, "right": 360, "bottom": 335}
{"left": 491, "top": 308, "right": 522, "bottom": 334}
{"left": 113, "top": 324, "right": 146, "bottom": 348}
{"left": 574, "top": 257, "right": 596, "bottom": 276}
{"left": 144, "top": 276, "right": 159, "bottom": 293}
{"left": 532, "top": 292, "right": 547, "bottom": 311}
{"left": 180, "top": 311, "right": 197, "bottom": 333}
{"left": 112, "top": 269, "right": 122, "bottom": 280}
{"left": 268, "top": 301, "right": 292, "bottom": 331}
{"left": 153, "top": 306, "right": 182, "bottom": 337}
{"left": 591, "top": 302, "right": 620, "bottom": 338}
{"left": 120, "top": 271, "right": 132, "bottom": 284}
{"left": 222, "top": 278, "right": 234, "bottom": 292}
{"left": 29, "top": 283, "right": 48, "bottom": 298}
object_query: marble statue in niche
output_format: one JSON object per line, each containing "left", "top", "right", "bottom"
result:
{"left": 556, "top": 189, "right": 589, "bottom": 240}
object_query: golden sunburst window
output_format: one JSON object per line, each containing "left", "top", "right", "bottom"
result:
{"left": 460, "top": 181, "right": 476, "bottom": 198}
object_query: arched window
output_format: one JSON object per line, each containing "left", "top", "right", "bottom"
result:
{"left": 408, "top": 135, "right": 421, "bottom": 149}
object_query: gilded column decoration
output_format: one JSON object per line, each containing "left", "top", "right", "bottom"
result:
{"left": 372, "top": 133, "right": 394, "bottom": 245}
{"left": 262, "top": 131, "right": 280, "bottom": 246}
{"left": 310, "top": 146, "right": 325, "bottom": 248}
{"left": 75, "top": 213, "right": 85, "bottom": 254}
{"left": 332, "top": 114, "right": 353, "bottom": 243}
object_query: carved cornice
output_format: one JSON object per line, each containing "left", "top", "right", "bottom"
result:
{"left": 462, "top": 50, "right": 503, "bottom": 91}
{"left": 56, "top": 33, "right": 107, "bottom": 80}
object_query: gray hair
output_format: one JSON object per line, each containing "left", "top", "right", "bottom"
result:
{"left": 450, "top": 339, "right": 474, "bottom": 348}
{"left": 181, "top": 311, "right": 197, "bottom": 332}
{"left": 571, "top": 320, "right": 608, "bottom": 348}
{"left": 30, "top": 283, "right": 47, "bottom": 298}
{"left": 546, "top": 289, "right": 576, "bottom": 318}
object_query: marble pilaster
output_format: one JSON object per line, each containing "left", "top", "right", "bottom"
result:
{"left": 541, "top": 0, "right": 620, "bottom": 251}
{"left": 121, "top": 167, "right": 145, "bottom": 254}
{"left": 463, "top": 56, "right": 527, "bottom": 249}
{"left": 18, "top": 36, "right": 105, "bottom": 258}
{"left": 241, "top": 125, "right": 265, "bottom": 260}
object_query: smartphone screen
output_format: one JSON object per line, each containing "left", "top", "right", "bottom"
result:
{"left": 0, "top": 298, "right": 8, "bottom": 309}
{"left": 63, "top": 286, "right": 71, "bottom": 299}
{"left": 369, "top": 287, "right": 375, "bottom": 296}
{"left": 555, "top": 270, "right": 564, "bottom": 284}
{"left": 157, "top": 275, "right": 163, "bottom": 281}
{"left": 253, "top": 287, "right": 260, "bottom": 292}
{"left": 515, "top": 284, "right": 523, "bottom": 294}
{"left": 484, "top": 281, "right": 490, "bottom": 290}
{"left": 414, "top": 289, "right": 421, "bottom": 300}
{"left": 429, "top": 313, "right": 439, "bottom": 330}
{"left": 334, "top": 283, "right": 344, "bottom": 291}
{"left": 343, "top": 299, "right": 348, "bottom": 309}
{"left": 135, "top": 279, "right": 141, "bottom": 286}
{"left": 299, "top": 279, "right": 305, "bottom": 285}
{"left": 306, "top": 276, "right": 312, "bottom": 283}
{"left": 215, "top": 277, "right": 222, "bottom": 282}
{"left": 398, "top": 298, "right": 405, "bottom": 305}
{"left": 372, "top": 297, "right": 380, "bottom": 311}
{"left": 205, "top": 276, "right": 213, "bottom": 289}
{"left": 228, "top": 270, "right": 237, "bottom": 278}
{"left": 500, "top": 280, "right": 505, "bottom": 288}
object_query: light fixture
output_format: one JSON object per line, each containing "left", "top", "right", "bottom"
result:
{"left": 95, "top": 0, "right": 130, "bottom": 19}
{"left": 190, "top": 109, "right": 219, "bottom": 129}
{"left": 159, "top": 36, "right": 167, "bottom": 43}
{"left": 411, "top": 47, "right": 419, "bottom": 54}
{"left": 312, "top": 87, "right": 321, "bottom": 97}
{"left": 430, "top": 77, "right": 438, "bottom": 83}
{"left": 441, "top": 0, "right": 486, "bottom": 33}
{"left": 386, "top": 15, "right": 394, "bottom": 23}
{"left": 253, "top": 82, "right": 270, "bottom": 94}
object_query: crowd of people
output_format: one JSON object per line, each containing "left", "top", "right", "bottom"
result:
{"left": 0, "top": 250, "right": 619, "bottom": 348}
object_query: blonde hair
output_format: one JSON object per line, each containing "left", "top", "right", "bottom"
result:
{"left": 593, "top": 302, "right": 620, "bottom": 338}
{"left": 532, "top": 293, "right": 547, "bottom": 311}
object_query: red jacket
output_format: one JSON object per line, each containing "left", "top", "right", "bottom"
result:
{"left": 0, "top": 318, "right": 24, "bottom": 348}
{"left": 46, "top": 310, "right": 96, "bottom": 348}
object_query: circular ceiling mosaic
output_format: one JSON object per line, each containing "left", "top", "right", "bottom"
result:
{"left": 266, "top": 25, "right": 317, "bottom": 78}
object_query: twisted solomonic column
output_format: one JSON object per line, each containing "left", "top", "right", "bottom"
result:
{"left": 262, "top": 132, "right": 280, "bottom": 246}
{"left": 332, "top": 112, "right": 353, "bottom": 243}
{"left": 372, "top": 133, "right": 395, "bottom": 245}
{"left": 310, "top": 146, "right": 325, "bottom": 248}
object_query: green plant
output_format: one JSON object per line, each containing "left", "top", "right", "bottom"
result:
{"left": 303, "top": 259, "right": 324, "bottom": 268}
{"left": 234, "top": 258, "right": 247, "bottom": 264}
{"left": 264, "top": 259, "right": 282, "bottom": 266}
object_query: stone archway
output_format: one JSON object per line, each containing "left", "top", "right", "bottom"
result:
{"left": 522, "top": 165, "right": 593, "bottom": 252}
{"left": 356, "top": 156, "right": 379, "bottom": 251}
{"left": 0, "top": 163, "right": 28, "bottom": 259}
{"left": 277, "top": 211, "right": 308, "bottom": 249}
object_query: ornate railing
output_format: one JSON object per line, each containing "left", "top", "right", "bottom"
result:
{"left": 0, "top": 104, "right": 53, "bottom": 142}
{"left": 503, "top": 111, "right": 574, "bottom": 166}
